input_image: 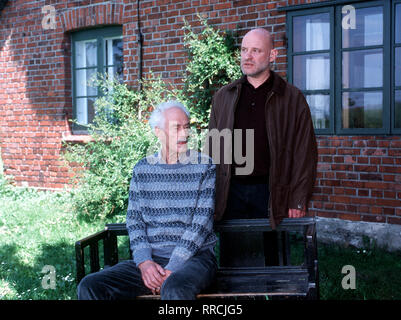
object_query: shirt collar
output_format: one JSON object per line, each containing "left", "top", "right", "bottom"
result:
{"left": 229, "top": 70, "right": 285, "bottom": 96}
{"left": 241, "top": 73, "right": 274, "bottom": 90}
{"left": 156, "top": 149, "right": 195, "bottom": 164}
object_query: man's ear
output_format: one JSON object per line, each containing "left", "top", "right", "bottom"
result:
{"left": 154, "top": 126, "right": 166, "bottom": 143}
{"left": 154, "top": 126, "right": 162, "bottom": 140}
{"left": 269, "top": 48, "right": 278, "bottom": 63}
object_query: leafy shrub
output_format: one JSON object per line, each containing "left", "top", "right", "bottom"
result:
{"left": 182, "top": 15, "right": 241, "bottom": 127}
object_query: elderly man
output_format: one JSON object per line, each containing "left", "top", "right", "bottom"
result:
{"left": 77, "top": 101, "right": 217, "bottom": 300}
{"left": 207, "top": 28, "right": 317, "bottom": 264}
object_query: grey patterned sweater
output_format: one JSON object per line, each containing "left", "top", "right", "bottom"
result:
{"left": 126, "top": 149, "right": 217, "bottom": 272}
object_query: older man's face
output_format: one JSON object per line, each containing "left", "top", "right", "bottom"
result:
{"left": 157, "top": 107, "right": 190, "bottom": 154}
{"left": 240, "top": 31, "right": 273, "bottom": 77}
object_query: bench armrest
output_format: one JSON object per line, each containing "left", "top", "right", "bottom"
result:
{"left": 75, "top": 229, "right": 108, "bottom": 284}
{"left": 75, "top": 224, "right": 127, "bottom": 284}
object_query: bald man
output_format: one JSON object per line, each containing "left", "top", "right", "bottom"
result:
{"left": 207, "top": 28, "right": 317, "bottom": 264}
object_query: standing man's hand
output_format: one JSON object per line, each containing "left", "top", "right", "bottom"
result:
{"left": 138, "top": 260, "right": 166, "bottom": 294}
{"left": 288, "top": 207, "right": 306, "bottom": 218}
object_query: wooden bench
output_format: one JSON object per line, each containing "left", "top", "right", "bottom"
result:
{"left": 75, "top": 217, "right": 319, "bottom": 299}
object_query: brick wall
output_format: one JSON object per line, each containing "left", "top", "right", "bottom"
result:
{"left": 0, "top": 0, "right": 400, "bottom": 224}
{"left": 312, "top": 136, "right": 401, "bottom": 225}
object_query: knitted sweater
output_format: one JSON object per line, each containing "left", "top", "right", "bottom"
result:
{"left": 126, "top": 149, "right": 217, "bottom": 272}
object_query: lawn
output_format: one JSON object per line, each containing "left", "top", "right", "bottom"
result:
{"left": 1, "top": 179, "right": 401, "bottom": 300}
{"left": 0, "top": 180, "right": 124, "bottom": 300}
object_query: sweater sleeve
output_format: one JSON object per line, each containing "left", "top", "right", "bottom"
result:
{"left": 126, "top": 169, "right": 152, "bottom": 267}
{"left": 164, "top": 162, "right": 216, "bottom": 272}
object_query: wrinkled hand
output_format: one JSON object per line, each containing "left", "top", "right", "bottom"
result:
{"left": 288, "top": 207, "right": 306, "bottom": 218}
{"left": 138, "top": 260, "right": 166, "bottom": 295}
{"left": 154, "top": 269, "right": 173, "bottom": 294}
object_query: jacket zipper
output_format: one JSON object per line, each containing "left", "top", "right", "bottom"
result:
{"left": 265, "top": 90, "right": 275, "bottom": 227}
{"left": 229, "top": 85, "right": 242, "bottom": 176}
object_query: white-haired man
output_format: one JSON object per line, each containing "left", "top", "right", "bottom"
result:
{"left": 77, "top": 101, "right": 217, "bottom": 300}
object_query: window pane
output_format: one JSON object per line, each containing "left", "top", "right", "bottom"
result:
{"left": 75, "top": 40, "right": 97, "bottom": 68}
{"left": 396, "top": 4, "right": 401, "bottom": 44}
{"left": 104, "top": 65, "right": 124, "bottom": 83}
{"left": 342, "top": 49, "right": 382, "bottom": 88}
{"left": 76, "top": 97, "right": 96, "bottom": 125}
{"left": 87, "top": 98, "right": 96, "bottom": 124}
{"left": 76, "top": 98, "right": 87, "bottom": 124}
{"left": 306, "top": 94, "right": 330, "bottom": 129}
{"left": 342, "top": 6, "right": 383, "bottom": 48}
{"left": 293, "top": 13, "right": 330, "bottom": 52}
{"left": 293, "top": 53, "right": 330, "bottom": 90}
{"left": 396, "top": 47, "right": 401, "bottom": 87}
{"left": 75, "top": 68, "right": 97, "bottom": 97}
{"left": 342, "top": 91, "right": 382, "bottom": 128}
{"left": 396, "top": 91, "right": 401, "bottom": 128}
{"left": 104, "top": 38, "right": 123, "bottom": 66}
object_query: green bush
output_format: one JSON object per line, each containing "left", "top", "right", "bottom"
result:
{"left": 63, "top": 17, "right": 241, "bottom": 221}
{"left": 182, "top": 15, "right": 241, "bottom": 127}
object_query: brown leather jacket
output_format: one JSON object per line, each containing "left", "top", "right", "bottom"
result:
{"left": 207, "top": 71, "right": 318, "bottom": 229}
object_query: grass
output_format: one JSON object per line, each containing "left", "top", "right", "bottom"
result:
{"left": 1, "top": 177, "right": 401, "bottom": 300}
{"left": 0, "top": 177, "right": 124, "bottom": 300}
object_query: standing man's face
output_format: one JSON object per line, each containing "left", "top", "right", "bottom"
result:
{"left": 240, "top": 30, "right": 276, "bottom": 78}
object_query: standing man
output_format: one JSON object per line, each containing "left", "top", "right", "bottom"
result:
{"left": 207, "top": 28, "right": 317, "bottom": 233}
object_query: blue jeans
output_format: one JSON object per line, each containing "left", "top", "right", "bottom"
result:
{"left": 77, "top": 248, "right": 217, "bottom": 300}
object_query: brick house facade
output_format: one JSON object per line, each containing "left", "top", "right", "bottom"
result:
{"left": 0, "top": 0, "right": 400, "bottom": 233}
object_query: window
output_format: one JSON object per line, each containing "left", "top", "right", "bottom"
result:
{"left": 394, "top": 1, "right": 401, "bottom": 129}
{"left": 71, "top": 26, "right": 123, "bottom": 132}
{"left": 287, "top": 0, "right": 401, "bottom": 134}
{"left": 291, "top": 10, "right": 333, "bottom": 131}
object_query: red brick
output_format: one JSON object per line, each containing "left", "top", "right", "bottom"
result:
{"left": 390, "top": 140, "right": 401, "bottom": 148}
{"left": 387, "top": 217, "right": 401, "bottom": 225}
{"left": 376, "top": 199, "right": 401, "bottom": 207}
{"left": 330, "top": 195, "right": 351, "bottom": 203}
{"left": 371, "top": 206, "right": 383, "bottom": 214}
{"left": 371, "top": 190, "right": 384, "bottom": 198}
{"left": 358, "top": 189, "right": 369, "bottom": 197}
{"left": 379, "top": 166, "right": 401, "bottom": 174}
{"left": 388, "top": 149, "right": 401, "bottom": 156}
{"left": 361, "top": 215, "right": 385, "bottom": 223}
{"left": 316, "top": 211, "right": 338, "bottom": 219}
{"left": 337, "top": 213, "right": 361, "bottom": 221}
{"left": 338, "top": 148, "right": 360, "bottom": 155}
{"left": 354, "top": 165, "right": 377, "bottom": 172}
{"left": 351, "top": 197, "right": 376, "bottom": 205}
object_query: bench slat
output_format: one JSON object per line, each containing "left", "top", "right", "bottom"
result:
{"left": 105, "top": 218, "right": 316, "bottom": 235}
{"left": 137, "top": 291, "right": 308, "bottom": 300}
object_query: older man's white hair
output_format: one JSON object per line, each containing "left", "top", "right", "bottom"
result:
{"left": 148, "top": 100, "right": 190, "bottom": 131}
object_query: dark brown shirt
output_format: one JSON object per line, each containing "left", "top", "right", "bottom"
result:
{"left": 231, "top": 74, "right": 274, "bottom": 182}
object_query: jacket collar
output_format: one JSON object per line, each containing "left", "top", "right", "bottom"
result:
{"left": 226, "top": 70, "right": 286, "bottom": 96}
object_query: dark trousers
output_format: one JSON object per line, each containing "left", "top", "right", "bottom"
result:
{"left": 223, "top": 177, "right": 270, "bottom": 219}
{"left": 77, "top": 249, "right": 217, "bottom": 300}
{"left": 220, "top": 177, "right": 279, "bottom": 267}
